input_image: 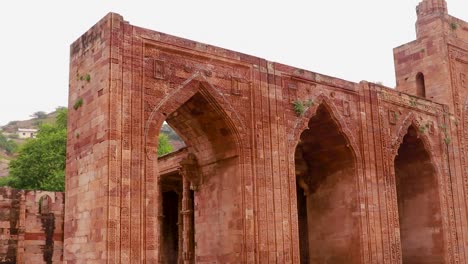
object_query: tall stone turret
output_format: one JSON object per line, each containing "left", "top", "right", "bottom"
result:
{"left": 393, "top": 4, "right": 468, "bottom": 261}
{"left": 393, "top": 0, "right": 467, "bottom": 112}
{"left": 415, "top": 0, "right": 449, "bottom": 38}
{"left": 416, "top": 0, "right": 447, "bottom": 17}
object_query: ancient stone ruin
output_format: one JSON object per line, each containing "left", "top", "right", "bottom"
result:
{"left": 0, "top": 187, "right": 64, "bottom": 263}
{"left": 64, "top": 0, "right": 468, "bottom": 263}
{"left": 1, "top": 0, "right": 467, "bottom": 263}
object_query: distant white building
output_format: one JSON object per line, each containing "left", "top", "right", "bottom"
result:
{"left": 17, "top": 128, "right": 38, "bottom": 139}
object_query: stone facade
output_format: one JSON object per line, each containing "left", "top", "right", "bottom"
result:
{"left": 0, "top": 187, "right": 64, "bottom": 264}
{"left": 64, "top": 0, "right": 468, "bottom": 263}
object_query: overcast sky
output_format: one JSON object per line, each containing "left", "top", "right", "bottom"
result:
{"left": 0, "top": 1, "right": 466, "bottom": 126}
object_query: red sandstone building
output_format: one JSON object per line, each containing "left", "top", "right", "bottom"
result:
{"left": 2, "top": 0, "right": 467, "bottom": 263}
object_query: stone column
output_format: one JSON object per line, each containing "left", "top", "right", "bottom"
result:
{"left": 177, "top": 192, "right": 183, "bottom": 264}
{"left": 178, "top": 153, "right": 199, "bottom": 264}
{"left": 157, "top": 177, "right": 164, "bottom": 264}
{"left": 181, "top": 177, "right": 194, "bottom": 264}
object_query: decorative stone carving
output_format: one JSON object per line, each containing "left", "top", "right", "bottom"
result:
{"left": 231, "top": 77, "right": 242, "bottom": 96}
{"left": 178, "top": 153, "right": 201, "bottom": 191}
{"left": 389, "top": 110, "right": 398, "bottom": 125}
{"left": 461, "top": 73, "right": 466, "bottom": 88}
{"left": 342, "top": 100, "right": 351, "bottom": 116}
{"left": 154, "top": 59, "right": 165, "bottom": 79}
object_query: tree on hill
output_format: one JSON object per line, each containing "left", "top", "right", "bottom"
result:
{"left": 1, "top": 107, "right": 173, "bottom": 191}
{"left": 31, "top": 111, "right": 48, "bottom": 119}
{"left": 6, "top": 108, "right": 67, "bottom": 191}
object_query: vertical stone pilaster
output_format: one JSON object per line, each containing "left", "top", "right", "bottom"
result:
{"left": 177, "top": 194, "right": 183, "bottom": 264}
{"left": 181, "top": 177, "right": 194, "bottom": 264}
{"left": 157, "top": 176, "right": 164, "bottom": 264}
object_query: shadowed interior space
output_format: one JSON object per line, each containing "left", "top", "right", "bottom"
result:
{"left": 157, "top": 89, "right": 241, "bottom": 262}
{"left": 395, "top": 126, "right": 444, "bottom": 264}
{"left": 160, "top": 180, "right": 181, "bottom": 263}
{"left": 295, "top": 105, "right": 360, "bottom": 264}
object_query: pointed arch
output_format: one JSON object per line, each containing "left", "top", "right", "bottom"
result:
{"left": 391, "top": 112, "right": 440, "bottom": 174}
{"left": 416, "top": 72, "right": 426, "bottom": 98}
{"left": 38, "top": 194, "right": 53, "bottom": 214}
{"left": 293, "top": 95, "right": 362, "bottom": 263}
{"left": 144, "top": 72, "right": 246, "bottom": 160}
{"left": 143, "top": 72, "right": 250, "bottom": 263}
{"left": 392, "top": 112, "right": 445, "bottom": 263}
{"left": 290, "top": 94, "right": 360, "bottom": 162}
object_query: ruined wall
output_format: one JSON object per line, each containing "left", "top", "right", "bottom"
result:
{"left": 65, "top": 2, "right": 468, "bottom": 263}
{"left": 0, "top": 187, "right": 64, "bottom": 264}
{"left": 0, "top": 188, "right": 21, "bottom": 264}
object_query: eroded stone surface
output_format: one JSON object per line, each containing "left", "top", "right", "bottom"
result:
{"left": 0, "top": 187, "right": 64, "bottom": 264}
{"left": 62, "top": 0, "right": 468, "bottom": 263}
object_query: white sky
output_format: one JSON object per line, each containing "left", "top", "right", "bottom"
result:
{"left": 0, "top": 0, "right": 466, "bottom": 126}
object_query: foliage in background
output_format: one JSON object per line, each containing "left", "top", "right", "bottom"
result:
{"left": 160, "top": 123, "right": 183, "bottom": 142}
{"left": 158, "top": 133, "right": 173, "bottom": 156}
{"left": 0, "top": 132, "right": 18, "bottom": 155}
{"left": 1, "top": 107, "right": 174, "bottom": 192}
{"left": 31, "top": 111, "right": 48, "bottom": 119}
{"left": 5, "top": 108, "right": 67, "bottom": 191}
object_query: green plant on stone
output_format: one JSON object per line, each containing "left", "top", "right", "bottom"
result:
{"left": 293, "top": 99, "right": 314, "bottom": 116}
{"left": 73, "top": 98, "right": 83, "bottom": 110}
{"left": 450, "top": 22, "right": 458, "bottom": 30}
{"left": 440, "top": 124, "right": 447, "bottom": 131}
{"left": 444, "top": 137, "right": 451, "bottom": 145}
{"left": 77, "top": 73, "right": 91, "bottom": 82}
{"left": 419, "top": 125, "right": 427, "bottom": 134}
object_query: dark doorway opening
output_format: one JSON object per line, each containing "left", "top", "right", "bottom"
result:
{"left": 161, "top": 190, "right": 180, "bottom": 264}
{"left": 395, "top": 126, "right": 444, "bottom": 263}
{"left": 295, "top": 105, "right": 360, "bottom": 264}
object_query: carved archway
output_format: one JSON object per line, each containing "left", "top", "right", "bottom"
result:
{"left": 290, "top": 94, "right": 360, "bottom": 160}
{"left": 143, "top": 73, "right": 248, "bottom": 262}
{"left": 392, "top": 113, "right": 445, "bottom": 263}
{"left": 144, "top": 72, "right": 246, "bottom": 160}
{"left": 391, "top": 112, "right": 440, "bottom": 173}
{"left": 294, "top": 102, "right": 362, "bottom": 263}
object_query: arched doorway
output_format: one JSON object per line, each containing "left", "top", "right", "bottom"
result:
{"left": 394, "top": 125, "right": 444, "bottom": 263}
{"left": 295, "top": 104, "right": 360, "bottom": 263}
{"left": 153, "top": 88, "right": 241, "bottom": 263}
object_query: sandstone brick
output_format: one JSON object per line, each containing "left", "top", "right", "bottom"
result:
{"left": 61, "top": 1, "right": 468, "bottom": 263}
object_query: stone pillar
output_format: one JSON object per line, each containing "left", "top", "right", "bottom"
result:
{"left": 179, "top": 153, "right": 200, "bottom": 191}
{"left": 178, "top": 153, "right": 199, "bottom": 264}
{"left": 157, "top": 177, "right": 164, "bottom": 264}
{"left": 177, "top": 193, "right": 183, "bottom": 264}
{"left": 181, "top": 177, "right": 194, "bottom": 264}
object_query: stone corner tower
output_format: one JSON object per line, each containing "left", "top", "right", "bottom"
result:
{"left": 393, "top": 0, "right": 467, "bottom": 113}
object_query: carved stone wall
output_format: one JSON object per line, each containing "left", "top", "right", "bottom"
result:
{"left": 64, "top": 4, "right": 468, "bottom": 263}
